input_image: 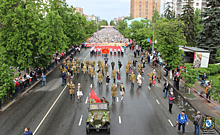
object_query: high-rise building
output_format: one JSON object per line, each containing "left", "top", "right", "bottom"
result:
{"left": 130, "top": 0, "right": 161, "bottom": 20}
{"left": 172, "top": 0, "right": 207, "bottom": 17}
{"left": 74, "top": 7, "right": 83, "bottom": 15}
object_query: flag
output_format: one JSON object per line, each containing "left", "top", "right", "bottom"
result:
{"left": 101, "top": 48, "right": 110, "bottom": 54}
{"left": 90, "top": 88, "right": 101, "bottom": 103}
{"left": 147, "top": 38, "right": 152, "bottom": 44}
{"left": 87, "top": 38, "right": 90, "bottom": 41}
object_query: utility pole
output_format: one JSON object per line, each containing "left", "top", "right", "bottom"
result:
{"left": 152, "top": 22, "right": 154, "bottom": 55}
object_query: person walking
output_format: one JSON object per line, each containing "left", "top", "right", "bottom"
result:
{"left": 137, "top": 73, "right": 143, "bottom": 87}
{"left": 111, "top": 60, "right": 115, "bottom": 70}
{"left": 98, "top": 71, "right": 104, "bottom": 85}
{"left": 138, "top": 63, "right": 142, "bottom": 73}
{"left": 117, "top": 69, "right": 121, "bottom": 83}
{"left": 104, "top": 56, "right": 108, "bottom": 65}
{"left": 67, "top": 72, "right": 71, "bottom": 84}
{"left": 90, "top": 67, "right": 95, "bottom": 80}
{"left": 112, "top": 68, "right": 117, "bottom": 83}
{"left": 133, "top": 59, "right": 137, "bottom": 69}
{"left": 76, "top": 64, "right": 80, "bottom": 75}
{"left": 194, "top": 111, "right": 202, "bottom": 135}
{"left": 77, "top": 83, "right": 83, "bottom": 100}
{"left": 59, "top": 65, "right": 63, "bottom": 77}
{"left": 23, "top": 127, "right": 33, "bottom": 135}
{"left": 92, "top": 59, "right": 96, "bottom": 69}
{"left": 61, "top": 71, "right": 66, "bottom": 86}
{"left": 106, "top": 72, "right": 110, "bottom": 86}
{"left": 168, "top": 92, "right": 175, "bottom": 114}
{"left": 157, "top": 68, "right": 162, "bottom": 83}
{"left": 205, "top": 85, "right": 211, "bottom": 103}
{"left": 147, "top": 72, "right": 153, "bottom": 87}
{"left": 176, "top": 110, "right": 189, "bottom": 135}
{"left": 67, "top": 81, "right": 75, "bottom": 99}
{"left": 111, "top": 83, "right": 117, "bottom": 102}
{"left": 105, "top": 64, "right": 109, "bottom": 73}
{"left": 164, "top": 80, "right": 169, "bottom": 98}
{"left": 125, "top": 64, "right": 129, "bottom": 76}
{"left": 82, "top": 64, "right": 87, "bottom": 76}
{"left": 118, "top": 60, "right": 122, "bottom": 71}
{"left": 130, "top": 72, "right": 135, "bottom": 87}
{"left": 152, "top": 75, "right": 156, "bottom": 86}
{"left": 41, "top": 73, "right": 47, "bottom": 86}
{"left": 133, "top": 49, "right": 136, "bottom": 57}
{"left": 120, "top": 83, "right": 125, "bottom": 101}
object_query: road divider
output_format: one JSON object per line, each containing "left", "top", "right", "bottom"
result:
{"left": 168, "top": 119, "right": 173, "bottom": 127}
{"left": 78, "top": 115, "right": 83, "bottom": 126}
{"left": 33, "top": 85, "right": 67, "bottom": 135}
{"left": 119, "top": 116, "right": 121, "bottom": 124}
{"left": 156, "top": 99, "right": 160, "bottom": 104}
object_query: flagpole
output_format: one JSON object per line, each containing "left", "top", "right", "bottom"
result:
{"left": 152, "top": 22, "right": 154, "bottom": 55}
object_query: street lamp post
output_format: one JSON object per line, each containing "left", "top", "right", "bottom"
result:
{"left": 152, "top": 22, "right": 154, "bottom": 55}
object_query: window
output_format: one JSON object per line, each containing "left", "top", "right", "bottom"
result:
{"left": 146, "top": 10, "right": 148, "bottom": 12}
{"left": 196, "top": 3, "right": 199, "bottom": 6}
{"left": 139, "top": 10, "right": 141, "bottom": 12}
{"left": 146, "top": 3, "right": 148, "bottom": 5}
{"left": 153, "top": 3, "right": 154, "bottom": 5}
{"left": 140, "top": 7, "right": 141, "bottom": 9}
{"left": 146, "top": 7, "right": 148, "bottom": 9}
{"left": 153, "top": 10, "right": 154, "bottom": 12}
{"left": 139, "top": 13, "right": 141, "bottom": 16}
{"left": 140, "top": 2, "right": 141, "bottom": 5}
{"left": 156, "top": 4, "right": 157, "bottom": 6}
{"left": 140, "top": 0, "right": 141, "bottom": 1}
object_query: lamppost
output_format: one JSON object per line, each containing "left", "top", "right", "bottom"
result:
{"left": 152, "top": 23, "right": 154, "bottom": 54}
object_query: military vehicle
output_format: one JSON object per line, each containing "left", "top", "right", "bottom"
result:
{"left": 86, "top": 103, "right": 110, "bottom": 133}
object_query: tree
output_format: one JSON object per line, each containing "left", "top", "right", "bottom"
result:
{"left": 210, "top": 77, "right": 220, "bottom": 103}
{"left": 195, "top": 8, "right": 203, "bottom": 35}
{"left": 180, "top": 0, "right": 197, "bottom": 47}
{"left": 181, "top": 65, "right": 199, "bottom": 94}
{"left": 164, "top": 3, "right": 175, "bottom": 20}
{"left": 155, "top": 19, "right": 186, "bottom": 76}
{"left": 152, "top": 9, "right": 160, "bottom": 23}
{"left": 197, "top": 0, "right": 220, "bottom": 63}
{"left": 110, "top": 20, "right": 115, "bottom": 26}
{"left": 117, "top": 20, "right": 127, "bottom": 35}
{"left": 85, "top": 20, "right": 98, "bottom": 37}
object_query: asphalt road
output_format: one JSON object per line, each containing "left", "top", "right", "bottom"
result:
{"left": 0, "top": 48, "right": 196, "bottom": 135}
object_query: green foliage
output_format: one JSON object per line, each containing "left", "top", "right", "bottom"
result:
{"left": 210, "top": 77, "right": 220, "bottom": 103}
{"left": 180, "top": 0, "right": 197, "bottom": 47}
{"left": 155, "top": 19, "right": 186, "bottom": 70}
{"left": 98, "top": 20, "right": 108, "bottom": 30}
{"left": 0, "top": 62, "right": 16, "bottom": 101}
{"left": 152, "top": 9, "right": 160, "bottom": 23}
{"left": 195, "top": 8, "right": 203, "bottom": 35}
{"left": 164, "top": 3, "right": 175, "bottom": 20}
{"left": 110, "top": 20, "right": 115, "bottom": 26}
{"left": 197, "top": 0, "right": 220, "bottom": 63}
{"left": 181, "top": 65, "right": 199, "bottom": 89}
{"left": 116, "top": 20, "right": 128, "bottom": 36}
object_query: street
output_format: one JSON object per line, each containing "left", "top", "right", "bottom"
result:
{"left": 0, "top": 48, "right": 196, "bottom": 135}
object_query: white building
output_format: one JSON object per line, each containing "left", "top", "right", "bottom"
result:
{"left": 172, "top": 0, "right": 207, "bottom": 17}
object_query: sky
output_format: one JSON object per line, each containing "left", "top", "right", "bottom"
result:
{"left": 66, "top": 0, "right": 165, "bottom": 22}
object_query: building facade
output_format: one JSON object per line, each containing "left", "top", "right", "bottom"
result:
{"left": 130, "top": 0, "right": 160, "bottom": 20}
{"left": 172, "top": 0, "right": 207, "bottom": 17}
{"left": 74, "top": 7, "right": 83, "bottom": 15}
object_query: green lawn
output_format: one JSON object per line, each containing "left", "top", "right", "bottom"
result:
{"left": 216, "top": 118, "right": 220, "bottom": 128}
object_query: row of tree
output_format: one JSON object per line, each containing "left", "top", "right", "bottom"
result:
{"left": 0, "top": 0, "right": 99, "bottom": 101}
{"left": 116, "top": 0, "right": 220, "bottom": 102}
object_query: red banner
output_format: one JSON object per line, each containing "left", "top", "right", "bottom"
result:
{"left": 101, "top": 48, "right": 110, "bottom": 54}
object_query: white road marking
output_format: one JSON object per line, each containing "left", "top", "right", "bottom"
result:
{"left": 85, "top": 52, "right": 90, "bottom": 60}
{"left": 78, "top": 115, "right": 83, "bottom": 126}
{"left": 168, "top": 119, "right": 174, "bottom": 127}
{"left": 119, "top": 116, "right": 121, "bottom": 124}
{"left": 85, "top": 96, "right": 88, "bottom": 104}
{"left": 148, "top": 86, "right": 151, "bottom": 90}
{"left": 33, "top": 85, "right": 67, "bottom": 135}
{"left": 156, "top": 99, "right": 160, "bottom": 104}
{"left": 90, "top": 84, "right": 92, "bottom": 88}
{"left": 117, "top": 97, "right": 119, "bottom": 102}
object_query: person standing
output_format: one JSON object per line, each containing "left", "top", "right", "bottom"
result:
{"left": 105, "top": 64, "right": 109, "bottom": 73}
{"left": 205, "top": 85, "right": 211, "bottom": 103}
{"left": 23, "top": 127, "right": 33, "bottom": 135}
{"left": 77, "top": 83, "right": 83, "bottom": 100}
{"left": 92, "top": 59, "right": 96, "bottom": 69}
{"left": 41, "top": 73, "right": 47, "bottom": 86}
{"left": 176, "top": 110, "right": 189, "bottom": 135}
{"left": 138, "top": 63, "right": 142, "bottom": 73}
{"left": 133, "top": 59, "right": 137, "bottom": 69}
{"left": 168, "top": 92, "right": 175, "bottom": 114}
{"left": 128, "top": 59, "right": 132, "bottom": 65}
{"left": 61, "top": 71, "right": 66, "bottom": 86}
{"left": 117, "top": 69, "right": 121, "bottom": 83}
{"left": 130, "top": 72, "right": 135, "bottom": 87}
{"left": 106, "top": 72, "right": 110, "bottom": 86}
{"left": 120, "top": 83, "right": 125, "bottom": 101}
{"left": 164, "top": 80, "right": 169, "bottom": 98}
{"left": 133, "top": 49, "right": 136, "bottom": 57}
{"left": 112, "top": 68, "right": 117, "bottom": 83}
{"left": 147, "top": 54, "right": 150, "bottom": 64}
{"left": 176, "top": 74, "right": 180, "bottom": 90}
{"left": 157, "top": 68, "right": 162, "bottom": 83}
{"left": 152, "top": 75, "right": 156, "bottom": 86}
{"left": 76, "top": 64, "right": 80, "bottom": 75}
{"left": 67, "top": 81, "right": 75, "bottom": 99}
{"left": 104, "top": 56, "right": 108, "bottom": 65}
{"left": 59, "top": 65, "right": 63, "bottom": 77}
{"left": 111, "top": 60, "right": 115, "bottom": 70}
{"left": 201, "top": 72, "right": 207, "bottom": 87}
{"left": 98, "top": 71, "right": 104, "bottom": 85}
{"left": 86, "top": 60, "right": 89, "bottom": 70}
{"left": 111, "top": 83, "right": 117, "bottom": 102}
{"left": 194, "top": 111, "right": 202, "bottom": 135}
